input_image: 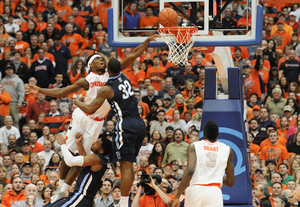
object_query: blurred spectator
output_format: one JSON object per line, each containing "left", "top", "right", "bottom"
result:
{"left": 42, "top": 100, "right": 64, "bottom": 134}
{"left": 26, "top": 93, "right": 50, "bottom": 123}
{"left": 1, "top": 63, "right": 25, "bottom": 129}
{"left": 37, "top": 140, "right": 54, "bottom": 169}
{"left": 139, "top": 6, "right": 158, "bottom": 29}
{"left": 4, "top": 15, "right": 20, "bottom": 39}
{"left": 11, "top": 183, "right": 44, "bottom": 207}
{"left": 162, "top": 129, "right": 188, "bottom": 166}
{"left": 20, "top": 161, "right": 32, "bottom": 180}
{"left": 150, "top": 110, "right": 170, "bottom": 138}
{"left": 94, "top": 178, "right": 113, "bottom": 207}
{"left": 7, "top": 135, "right": 21, "bottom": 152}
{"left": 136, "top": 133, "right": 153, "bottom": 165}
{"left": 0, "top": 116, "right": 21, "bottom": 146}
{"left": 12, "top": 51, "right": 28, "bottom": 83}
{"left": 29, "top": 132, "right": 43, "bottom": 154}
{"left": 22, "top": 141, "right": 31, "bottom": 162}
{"left": 29, "top": 48, "right": 56, "bottom": 88}
{"left": 0, "top": 83, "right": 11, "bottom": 121}
{"left": 2, "top": 176, "right": 25, "bottom": 207}
{"left": 266, "top": 88, "right": 287, "bottom": 118}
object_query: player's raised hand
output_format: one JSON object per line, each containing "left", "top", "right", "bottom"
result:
{"left": 56, "top": 134, "right": 66, "bottom": 145}
{"left": 75, "top": 132, "right": 83, "bottom": 144}
{"left": 25, "top": 84, "right": 39, "bottom": 94}
{"left": 95, "top": 51, "right": 108, "bottom": 68}
{"left": 147, "top": 34, "right": 160, "bottom": 42}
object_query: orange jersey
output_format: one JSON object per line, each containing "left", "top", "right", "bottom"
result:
{"left": 146, "top": 66, "right": 166, "bottom": 91}
{"left": 92, "top": 31, "right": 106, "bottom": 49}
{"left": 160, "top": 61, "right": 173, "bottom": 69}
{"left": 251, "top": 59, "right": 271, "bottom": 71}
{"left": 259, "top": 143, "right": 289, "bottom": 168}
{"left": 271, "top": 23, "right": 294, "bottom": 37}
{"left": 61, "top": 33, "right": 89, "bottom": 57}
{"left": 237, "top": 16, "right": 252, "bottom": 27}
{"left": 74, "top": 15, "right": 85, "bottom": 30}
{"left": 139, "top": 15, "right": 159, "bottom": 28}
{"left": 250, "top": 143, "right": 260, "bottom": 156}
{"left": 68, "top": 89, "right": 87, "bottom": 100}
{"left": 260, "top": 137, "right": 287, "bottom": 149}
{"left": 15, "top": 41, "right": 29, "bottom": 54}
{"left": 181, "top": 108, "right": 196, "bottom": 119}
{"left": 94, "top": 2, "right": 112, "bottom": 28}
{"left": 244, "top": 69, "right": 262, "bottom": 101}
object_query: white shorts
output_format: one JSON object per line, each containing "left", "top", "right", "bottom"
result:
{"left": 66, "top": 108, "right": 104, "bottom": 154}
{"left": 185, "top": 185, "right": 223, "bottom": 207}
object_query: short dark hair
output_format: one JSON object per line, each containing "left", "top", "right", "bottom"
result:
{"left": 29, "top": 131, "right": 37, "bottom": 137}
{"left": 108, "top": 58, "right": 121, "bottom": 74}
{"left": 203, "top": 120, "right": 219, "bottom": 141}
{"left": 100, "top": 137, "right": 112, "bottom": 156}
{"left": 278, "top": 163, "right": 288, "bottom": 169}
{"left": 154, "top": 167, "right": 164, "bottom": 174}
{"left": 156, "top": 109, "right": 165, "bottom": 115}
{"left": 103, "top": 178, "right": 114, "bottom": 188}
{"left": 266, "top": 159, "right": 276, "bottom": 166}
{"left": 243, "top": 65, "right": 251, "bottom": 69}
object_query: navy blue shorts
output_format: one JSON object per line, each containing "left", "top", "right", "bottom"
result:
{"left": 46, "top": 193, "right": 93, "bottom": 207}
{"left": 114, "top": 117, "right": 146, "bottom": 163}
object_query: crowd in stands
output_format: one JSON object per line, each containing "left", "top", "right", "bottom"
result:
{"left": 0, "top": 0, "right": 300, "bottom": 206}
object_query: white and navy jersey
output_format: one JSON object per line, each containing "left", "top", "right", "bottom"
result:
{"left": 85, "top": 71, "right": 110, "bottom": 118}
{"left": 73, "top": 154, "right": 109, "bottom": 200}
{"left": 190, "top": 140, "right": 230, "bottom": 187}
{"left": 105, "top": 73, "right": 139, "bottom": 118}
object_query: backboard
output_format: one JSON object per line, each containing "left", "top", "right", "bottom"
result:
{"left": 108, "top": 0, "right": 263, "bottom": 47}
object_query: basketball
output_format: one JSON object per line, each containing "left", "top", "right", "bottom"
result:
{"left": 158, "top": 8, "right": 178, "bottom": 27}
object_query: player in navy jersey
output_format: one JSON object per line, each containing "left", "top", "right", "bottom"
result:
{"left": 74, "top": 34, "right": 158, "bottom": 207}
{"left": 48, "top": 133, "right": 112, "bottom": 207}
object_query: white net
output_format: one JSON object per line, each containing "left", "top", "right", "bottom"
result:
{"left": 158, "top": 27, "right": 198, "bottom": 66}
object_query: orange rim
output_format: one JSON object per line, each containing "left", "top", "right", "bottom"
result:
{"left": 158, "top": 27, "right": 198, "bottom": 44}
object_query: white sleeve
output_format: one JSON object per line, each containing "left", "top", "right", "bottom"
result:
{"left": 61, "top": 145, "right": 84, "bottom": 167}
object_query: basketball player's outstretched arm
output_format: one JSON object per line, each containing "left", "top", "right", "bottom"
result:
{"left": 74, "top": 85, "right": 114, "bottom": 115}
{"left": 223, "top": 148, "right": 235, "bottom": 187}
{"left": 171, "top": 144, "right": 196, "bottom": 207}
{"left": 25, "top": 78, "right": 89, "bottom": 97}
{"left": 121, "top": 34, "right": 159, "bottom": 70}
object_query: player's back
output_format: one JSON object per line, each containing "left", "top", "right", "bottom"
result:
{"left": 190, "top": 140, "right": 230, "bottom": 186}
{"left": 84, "top": 71, "right": 110, "bottom": 118}
{"left": 105, "top": 73, "right": 139, "bottom": 118}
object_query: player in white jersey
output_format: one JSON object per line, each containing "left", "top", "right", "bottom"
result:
{"left": 25, "top": 34, "right": 158, "bottom": 202}
{"left": 171, "top": 120, "right": 235, "bottom": 207}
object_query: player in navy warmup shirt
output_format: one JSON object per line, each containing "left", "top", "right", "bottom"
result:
{"left": 48, "top": 133, "right": 112, "bottom": 207}
{"left": 74, "top": 34, "right": 158, "bottom": 206}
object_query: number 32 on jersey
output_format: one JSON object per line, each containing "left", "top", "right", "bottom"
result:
{"left": 118, "top": 80, "right": 134, "bottom": 99}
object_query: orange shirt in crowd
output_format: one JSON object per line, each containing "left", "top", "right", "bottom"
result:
{"left": 276, "top": 117, "right": 296, "bottom": 129}
{"left": 277, "top": 128, "right": 288, "bottom": 139}
{"left": 250, "top": 143, "right": 260, "bottom": 156}
{"left": 19, "top": 93, "right": 35, "bottom": 115}
{"left": 146, "top": 66, "right": 166, "bottom": 91}
{"left": 61, "top": 33, "right": 89, "bottom": 57}
{"left": 30, "top": 142, "right": 44, "bottom": 153}
{"left": 259, "top": 143, "right": 289, "bottom": 168}
{"left": 2, "top": 190, "right": 26, "bottom": 207}
{"left": 94, "top": 2, "right": 112, "bottom": 28}
{"left": 20, "top": 57, "right": 34, "bottom": 69}
{"left": 164, "top": 107, "right": 174, "bottom": 123}
{"left": 270, "top": 30, "right": 292, "bottom": 49}
{"left": 55, "top": 3, "right": 72, "bottom": 20}
{"left": 251, "top": 59, "right": 271, "bottom": 71}
{"left": 70, "top": 71, "right": 88, "bottom": 84}
{"left": 74, "top": 15, "right": 85, "bottom": 30}
{"left": 244, "top": 69, "right": 262, "bottom": 101}
{"left": 139, "top": 101, "right": 150, "bottom": 117}
{"left": 139, "top": 15, "right": 159, "bottom": 28}
{"left": 0, "top": 91, "right": 11, "bottom": 117}
{"left": 260, "top": 137, "right": 287, "bottom": 149}
{"left": 271, "top": 23, "right": 294, "bottom": 37}
{"left": 230, "top": 46, "right": 250, "bottom": 59}
{"left": 15, "top": 41, "right": 30, "bottom": 54}
{"left": 122, "top": 68, "right": 145, "bottom": 89}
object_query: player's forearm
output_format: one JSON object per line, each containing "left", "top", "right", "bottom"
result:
{"left": 223, "top": 175, "right": 234, "bottom": 187}
{"left": 74, "top": 99, "right": 98, "bottom": 115}
{"left": 61, "top": 145, "right": 84, "bottom": 167}
{"left": 77, "top": 142, "right": 87, "bottom": 156}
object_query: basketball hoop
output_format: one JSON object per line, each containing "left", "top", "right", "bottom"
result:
{"left": 158, "top": 27, "right": 198, "bottom": 66}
